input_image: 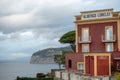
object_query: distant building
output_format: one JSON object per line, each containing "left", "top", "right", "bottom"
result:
{"left": 66, "top": 8, "right": 120, "bottom": 76}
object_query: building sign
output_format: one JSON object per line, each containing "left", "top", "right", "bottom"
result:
{"left": 98, "top": 56, "right": 107, "bottom": 60}
{"left": 81, "top": 11, "right": 112, "bottom": 20}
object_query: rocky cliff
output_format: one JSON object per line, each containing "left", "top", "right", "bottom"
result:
{"left": 30, "top": 46, "right": 72, "bottom": 64}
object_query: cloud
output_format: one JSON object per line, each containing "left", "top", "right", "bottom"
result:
{"left": 0, "top": 0, "right": 120, "bottom": 61}
{"left": 0, "top": 31, "right": 19, "bottom": 41}
{"left": 0, "top": 0, "right": 118, "bottom": 33}
{"left": 0, "top": 52, "right": 31, "bottom": 61}
{"left": 0, "top": 13, "right": 33, "bottom": 25}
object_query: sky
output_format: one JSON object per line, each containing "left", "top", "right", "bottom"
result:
{"left": 0, "top": 0, "right": 120, "bottom": 61}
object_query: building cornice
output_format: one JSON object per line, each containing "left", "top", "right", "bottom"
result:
{"left": 74, "top": 17, "right": 120, "bottom": 24}
{"left": 80, "top": 8, "right": 113, "bottom": 14}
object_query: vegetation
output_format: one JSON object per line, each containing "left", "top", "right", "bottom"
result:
{"left": 61, "top": 50, "right": 72, "bottom": 64}
{"left": 16, "top": 77, "right": 38, "bottom": 80}
{"left": 54, "top": 54, "right": 62, "bottom": 69}
{"left": 16, "top": 76, "right": 53, "bottom": 80}
{"left": 59, "top": 30, "right": 75, "bottom": 52}
{"left": 115, "top": 72, "right": 120, "bottom": 80}
{"left": 36, "top": 73, "right": 46, "bottom": 78}
{"left": 54, "top": 30, "right": 75, "bottom": 69}
{"left": 42, "top": 78, "right": 53, "bottom": 80}
{"left": 54, "top": 50, "right": 73, "bottom": 69}
{"left": 16, "top": 73, "right": 53, "bottom": 80}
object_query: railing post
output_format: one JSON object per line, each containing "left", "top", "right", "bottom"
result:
{"left": 89, "top": 36, "right": 91, "bottom": 41}
{"left": 78, "top": 36, "right": 92, "bottom": 43}
{"left": 68, "top": 72, "right": 70, "bottom": 80}
{"left": 60, "top": 71, "right": 62, "bottom": 79}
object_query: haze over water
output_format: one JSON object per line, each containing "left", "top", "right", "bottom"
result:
{"left": 0, "top": 62, "right": 58, "bottom": 80}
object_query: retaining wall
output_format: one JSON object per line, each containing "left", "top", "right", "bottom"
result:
{"left": 54, "top": 71, "right": 110, "bottom": 80}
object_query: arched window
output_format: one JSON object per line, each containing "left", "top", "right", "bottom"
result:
{"left": 68, "top": 60, "right": 72, "bottom": 68}
{"left": 82, "top": 28, "right": 89, "bottom": 41}
{"left": 105, "top": 27, "right": 113, "bottom": 40}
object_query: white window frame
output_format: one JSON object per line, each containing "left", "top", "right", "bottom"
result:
{"left": 105, "top": 26, "right": 113, "bottom": 40}
{"left": 117, "top": 62, "right": 120, "bottom": 70}
{"left": 82, "top": 28, "right": 89, "bottom": 41}
{"left": 77, "top": 62, "right": 84, "bottom": 70}
{"left": 105, "top": 43, "right": 113, "bottom": 52}
{"left": 82, "top": 44, "right": 89, "bottom": 52}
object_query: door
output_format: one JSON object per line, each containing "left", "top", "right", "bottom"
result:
{"left": 85, "top": 56, "right": 94, "bottom": 76}
{"left": 97, "top": 56, "right": 109, "bottom": 75}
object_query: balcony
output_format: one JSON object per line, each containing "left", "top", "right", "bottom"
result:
{"left": 78, "top": 36, "right": 92, "bottom": 43}
{"left": 101, "top": 34, "right": 116, "bottom": 42}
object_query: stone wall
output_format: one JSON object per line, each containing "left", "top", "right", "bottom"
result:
{"left": 54, "top": 71, "right": 110, "bottom": 80}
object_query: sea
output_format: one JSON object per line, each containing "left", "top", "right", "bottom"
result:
{"left": 0, "top": 62, "right": 59, "bottom": 80}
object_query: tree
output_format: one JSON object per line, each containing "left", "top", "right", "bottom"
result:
{"left": 61, "top": 50, "right": 72, "bottom": 65}
{"left": 59, "top": 30, "right": 76, "bottom": 52}
{"left": 54, "top": 51, "right": 73, "bottom": 69}
{"left": 54, "top": 54, "right": 62, "bottom": 69}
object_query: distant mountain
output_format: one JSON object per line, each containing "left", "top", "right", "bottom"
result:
{"left": 30, "top": 46, "right": 72, "bottom": 64}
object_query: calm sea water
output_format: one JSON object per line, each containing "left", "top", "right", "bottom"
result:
{"left": 0, "top": 62, "right": 59, "bottom": 80}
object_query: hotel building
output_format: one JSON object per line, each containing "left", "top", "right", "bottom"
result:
{"left": 66, "top": 9, "right": 120, "bottom": 76}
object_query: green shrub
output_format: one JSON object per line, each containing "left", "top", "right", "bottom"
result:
{"left": 16, "top": 76, "right": 40, "bottom": 80}
{"left": 16, "top": 76, "right": 53, "bottom": 80}
{"left": 115, "top": 72, "right": 120, "bottom": 80}
{"left": 36, "top": 73, "right": 46, "bottom": 79}
{"left": 41, "top": 78, "right": 53, "bottom": 80}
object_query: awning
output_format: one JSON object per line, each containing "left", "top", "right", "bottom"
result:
{"left": 114, "top": 58, "right": 120, "bottom": 60}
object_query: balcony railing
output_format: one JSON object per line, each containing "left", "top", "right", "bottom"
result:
{"left": 78, "top": 36, "right": 92, "bottom": 43}
{"left": 101, "top": 34, "right": 116, "bottom": 42}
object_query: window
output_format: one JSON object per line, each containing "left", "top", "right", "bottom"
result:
{"left": 117, "top": 62, "right": 120, "bottom": 70}
{"left": 82, "top": 28, "right": 89, "bottom": 41}
{"left": 106, "top": 43, "right": 113, "bottom": 52}
{"left": 78, "top": 63, "right": 84, "bottom": 70}
{"left": 82, "top": 44, "right": 89, "bottom": 52}
{"left": 105, "top": 26, "right": 113, "bottom": 40}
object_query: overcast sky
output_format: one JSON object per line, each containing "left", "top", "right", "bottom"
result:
{"left": 0, "top": 0, "right": 120, "bottom": 61}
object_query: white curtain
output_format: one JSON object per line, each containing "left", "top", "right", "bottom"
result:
{"left": 106, "top": 28, "right": 112, "bottom": 40}
{"left": 107, "top": 44, "right": 113, "bottom": 52}
{"left": 83, "top": 45, "right": 89, "bottom": 52}
{"left": 83, "top": 29, "right": 89, "bottom": 41}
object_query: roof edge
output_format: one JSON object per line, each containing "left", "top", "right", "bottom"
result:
{"left": 80, "top": 8, "right": 114, "bottom": 14}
